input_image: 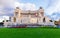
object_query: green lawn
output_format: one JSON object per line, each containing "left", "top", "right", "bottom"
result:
{"left": 0, "top": 28, "right": 60, "bottom": 38}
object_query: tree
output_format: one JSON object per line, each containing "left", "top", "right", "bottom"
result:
{"left": 54, "top": 21, "right": 58, "bottom": 25}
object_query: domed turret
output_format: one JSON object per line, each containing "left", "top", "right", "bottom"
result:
{"left": 16, "top": 7, "right": 20, "bottom": 9}
{"left": 40, "top": 7, "right": 43, "bottom": 9}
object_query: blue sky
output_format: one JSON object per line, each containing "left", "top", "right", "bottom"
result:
{"left": 0, "top": 0, "right": 60, "bottom": 21}
{"left": 18, "top": 0, "right": 49, "bottom": 9}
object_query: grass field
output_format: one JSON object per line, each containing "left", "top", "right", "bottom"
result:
{"left": 0, "top": 28, "right": 60, "bottom": 38}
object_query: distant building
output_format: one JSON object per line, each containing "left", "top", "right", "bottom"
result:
{"left": 4, "top": 7, "right": 54, "bottom": 27}
{"left": 11, "top": 7, "right": 51, "bottom": 24}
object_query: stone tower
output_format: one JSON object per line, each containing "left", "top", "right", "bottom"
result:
{"left": 38, "top": 7, "right": 45, "bottom": 23}
{"left": 14, "top": 7, "right": 21, "bottom": 17}
{"left": 39, "top": 7, "right": 44, "bottom": 17}
{"left": 13, "top": 7, "right": 21, "bottom": 22}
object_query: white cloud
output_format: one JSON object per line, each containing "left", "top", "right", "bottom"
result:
{"left": 0, "top": 16, "right": 9, "bottom": 22}
{"left": 0, "top": 0, "right": 37, "bottom": 16}
{"left": 0, "top": 0, "right": 17, "bottom": 16}
{"left": 0, "top": 0, "right": 60, "bottom": 20}
{"left": 0, "top": 0, "right": 37, "bottom": 21}
{"left": 0, "top": 5, "right": 4, "bottom": 15}
{"left": 44, "top": 0, "right": 60, "bottom": 20}
{"left": 45, "top": 0, "right": 60, "bottom": 15}
{"left": 0, "top": 0, "right": 16, "bottom": 6}
{"left": 3, "top": 16, "right": 9, "bottom": 20}
{"left": 24, "top": 3, "right": 36, "bottom": 10}
{"left": 14, "top": 2, "right": 37, "bottom": 11}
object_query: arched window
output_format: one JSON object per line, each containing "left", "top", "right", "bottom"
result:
{"left": 14, "top": 17, "right": 16, "bottom": 22}
{"left": 43, "top": 17, "right": 45, "bottom": 22}
{"left": 50, "top": 20, "right": 53, "bottom": 22}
